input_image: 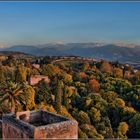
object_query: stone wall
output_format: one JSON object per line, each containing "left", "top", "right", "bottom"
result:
{"left": 2, "top": 114, "right": 34, "bottom": 138}
{"left": 2, "top": 110, "right": 78, "bottom": 139}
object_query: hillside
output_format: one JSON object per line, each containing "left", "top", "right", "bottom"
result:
{"left": 0, "top": 56, "right": 140, "bottom": 138}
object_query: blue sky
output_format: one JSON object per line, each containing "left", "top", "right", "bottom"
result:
{"left": 0, "top": 2, "right": 140, "bottom": 47}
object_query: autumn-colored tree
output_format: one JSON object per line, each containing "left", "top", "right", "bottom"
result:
{"left": 82, "top": 63, "right": 90, "bottom": 71}
{"left": 60, "top": 72, "right": 73, "bottom": 83}
{"left": 79, "top": 72, "right": 87, "bottom": 79}
{"left": 59, "top": 106, "right": 74, "bottom": 119}
{"left": 113, "top": 67, "right": 123, "bottom": 78}
{"left": 122, "top": 106, "right": 136, "bottom": 122}
{"left": 79, "top": 72, "right": 88, "bottom": 82}
{"left": 41, "top": 64, "right": 61, "bottom": 78}
{"left": 35, "top": 102, "right": 56, "bottom": 113}
{"left": 89, "top": 79, "right": 100, "bottom": 92}
{"left": 91, "top": 65, "right": 97, "bottom": 72}
{"left": 116, "top": 122, "right": 129, "bottom": 138}
{"left": 100, "top": 61, "right": 112, "bottom": 74}
{"left": 114, "top": 98, "right": 125, "bottom": 108}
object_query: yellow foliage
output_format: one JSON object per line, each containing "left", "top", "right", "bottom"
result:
{"left": 89, "top": 107, "right": 101, "bottom": 122}
{"left": 66, "top": 86, "right": 76, "bottom": 97}
{"left": 117, "top": 122, "right": 129, "bottom": 135}
{"left": 42, "top": 64, "right": 61, "bottom": 77}
{"left": 63, "top": 73, "right": 73, "bottom": 83}
{"left": 113, "top": 67, "right": 123, "bottom": 78}
{"left": 115, "top": 98, "right": 125, "bottom": 108}
{"left": 24, "top": 85, "right": 35, "bottom": 110}
{"left": 60, "top": 106, "right": 74, "bottom": 120}
{"left": 35, "top": 102, "right": 56, "bottom": 113}
{"left": 124, "top": 106, "right": 136, "bottom": 113}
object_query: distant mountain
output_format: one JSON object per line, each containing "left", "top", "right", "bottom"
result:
{"left": 1, "top": 43, "right": 140, "bottom": 63}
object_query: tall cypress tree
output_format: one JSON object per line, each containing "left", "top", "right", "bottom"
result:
{"left": 55, "top": 80, "right": 63, "bottom": 113}
{"left": 15, "top": 64, "right": 27, "bottom": 83}
{"left": 63, "top": 85, "right": 69, "bottom": 110}
{"left": 0, "top": 66, "right": 5, "bottom": 83}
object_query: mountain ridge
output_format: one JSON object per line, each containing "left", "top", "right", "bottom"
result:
{"left": 1, "top": 43, "right": 140, "bottom": 63}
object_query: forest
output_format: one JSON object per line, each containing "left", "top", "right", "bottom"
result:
{"left": 0, "top": 54, "right": 140, "bottom": 138}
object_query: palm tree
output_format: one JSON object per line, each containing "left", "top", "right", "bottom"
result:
{"left": 0, "top": 81, "right": 25, "bottom": 113}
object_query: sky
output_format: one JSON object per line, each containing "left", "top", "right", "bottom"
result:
{"left": 0, "top": 2, "right": 140, "bottom": 47}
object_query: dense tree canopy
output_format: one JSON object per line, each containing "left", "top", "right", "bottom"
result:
{"left": 0, "top": 55, "right": 140, "bottom": 138}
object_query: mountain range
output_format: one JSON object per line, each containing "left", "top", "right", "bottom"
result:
{"left": 1, "top": 43, "right": 140, "bottom": 63}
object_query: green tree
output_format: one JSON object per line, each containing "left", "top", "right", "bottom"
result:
{"left": 0, "top": 66, "right": 6, "bottom": 83}
{"left": 55, "top": 80, "right": 63, "bottom": 113}
{"left": 135, "top": 71, "right": 140, "bottom": 84}
{"left": 0, "top": 82, "right": 24, "bottom": 113}
{"left": 78, "top": 128, "right": 88, "bottom": 139}
{"left": 77, "top": 110, "right": 91, "bottom": 125}
{"left": 80, "top": 124, "right": 104, "bottom": 139}
{"left": 129, "top": 113, "right": 140, "bottom": 138}
{"left": 24, "top": 84, "right": 36, "bottom": 110}
{"left": 88, "top": 107, "right": 101, "bottom": 123}
{"left": 96, "top": 117, "right": 114, "bottom": 138}
{"left": 35, "top": 80, "right": 52, "bottom": 104}
{"left": 15, "top": 64, "right": 27, "bottom": 83}
{"left": 101, "top": 91, "right": 118, "bottom": 103}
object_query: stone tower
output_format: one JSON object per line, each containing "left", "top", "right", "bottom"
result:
{"left": 2, "top": 110, "right": 78, "bottom": 139}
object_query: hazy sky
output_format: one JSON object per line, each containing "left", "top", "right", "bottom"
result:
{"left": 0, "top": 2, "right": 140, "bottom": 47}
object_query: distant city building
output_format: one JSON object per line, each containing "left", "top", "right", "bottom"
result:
{"left": 29, "top": 75, "right": 50, "bottom": 85}
{"left": 0, "top": 55, "right": 8, "bottom": 61}
{"left": 32, "top": 64, "right": 40, "bottom": 69}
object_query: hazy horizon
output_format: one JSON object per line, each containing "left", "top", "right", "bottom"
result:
{"left": 0, "top": 2, "right": 140, "bottom": 47}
